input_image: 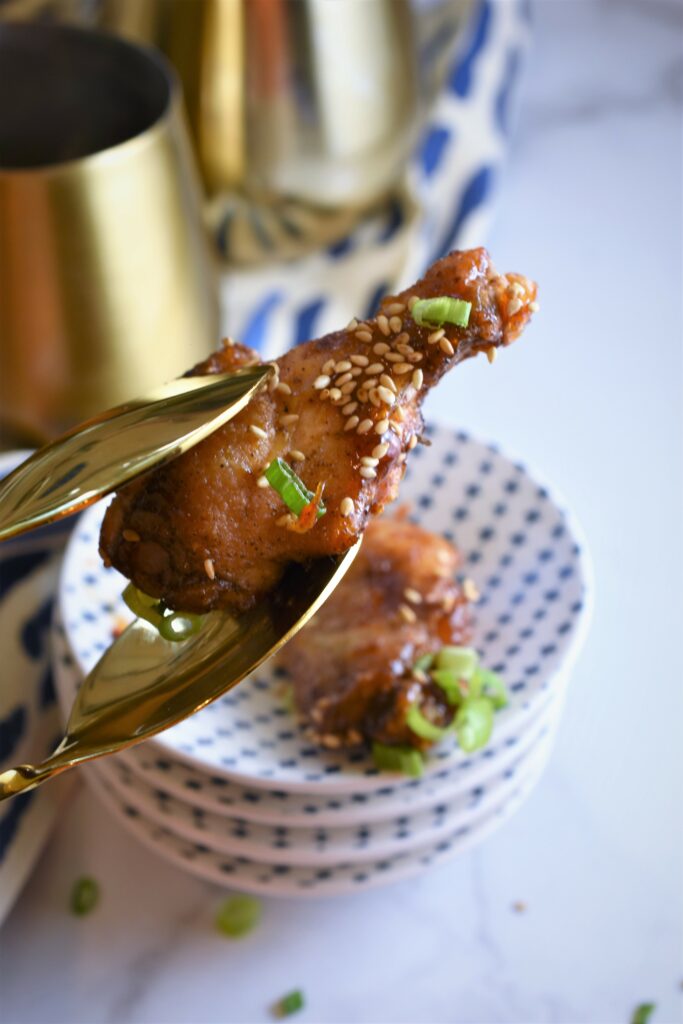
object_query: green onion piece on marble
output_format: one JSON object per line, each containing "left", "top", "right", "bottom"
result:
{"left": 412, "top": 296, "right": 472, "bottom": 329}
{"left": 215, "top": 894, "right": 262, "bottom": 938}
{"left": 631, "top": 1004, "right": 656, "bottom": 1024}
{"left": 372, "top": 742, "right": 423, "bottom": 777}
{"left": 265, "top": 458, "right": 326, "bottom": 519}
{"left": 454, "top": 697, "right": 494, "bottom": 753}
{"left": 272, "top": 990, "right": 305, "bottom": 1018}
{"left": 405, "top": 704, "right": 449, "bottom": 741}
{"left": 70, "top": 876, "right": 100, "bottom": 916}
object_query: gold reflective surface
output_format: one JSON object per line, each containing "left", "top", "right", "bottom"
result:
{"left": 0, "top": 364, "right": 273, "bottom": 542}
{"left": 0, "top": 538, "right": 361, "bottom": 801}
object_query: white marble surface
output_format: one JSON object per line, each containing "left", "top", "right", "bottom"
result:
{"left": 2, "top": 2, "right": 682, "bottom": 1022}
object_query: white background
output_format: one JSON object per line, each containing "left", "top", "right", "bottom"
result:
{"left": 2, "top": 3, "right": 681, "bottom": 1022}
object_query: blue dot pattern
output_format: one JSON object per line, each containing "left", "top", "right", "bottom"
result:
{"left": 60, "top": 425, "right": 590, "bottom": 793}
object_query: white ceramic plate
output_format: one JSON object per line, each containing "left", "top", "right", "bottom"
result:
{"left": 58, "top": 424, "right": 591, "bottom": 793}
{"left": 83, "top": 762, "right": 545, "bottom": 898}
{"left": 91, "top": 726, "right": 553, "bottom": 866}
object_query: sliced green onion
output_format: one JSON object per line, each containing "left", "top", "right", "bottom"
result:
{"left": 122, "top": 584, "right": 165, "bottom": 630}
{"left": 435, "top": 645, "right": 478, "bottom": 678}
{"left": 158, "top": 611, "right": 205, "bottom": 643}
{"left": 70, "top": 876, "right": 99, "bottom": 916}
{"left": 215, "top": 894, "right": 262, "bottom": 938}
{"left": 413, "top": 653, "right": 435, "bottom": 673}
{"left": 431, "top": 668, "right": 469, "bottom": 705}
{"left": 406, "top": 704, "right": 449, "bottom": 741}
{"left": 372, "top": 742, "right": 423, "bottom": 777}
{"left": 631, "top": 1004, "right": 656, "bottom": 1024}
{"left": 272, "top": 990, "right": 305, "bottom": 1018}
{"left": 412, "top": 296, "right": 472, "bottom": 329}
{"left": 473, "top": 667, "right": 508, "bottom": 709}
{"left": 265, "top": 458, "right": 326, "bottom": 519}
{"left": 454, "top": 697, "right": 494, "bottom": 753}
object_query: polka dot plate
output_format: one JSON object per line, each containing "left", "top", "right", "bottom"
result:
{"left": 82, "top": 757, "right": 545, "bottom": 898}
{"left": 58, "top": 423, "right": 592, "bottom": 793}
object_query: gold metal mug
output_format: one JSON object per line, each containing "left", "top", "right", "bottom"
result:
{"left": 0, "top": 21, "right": 219, "bottom": 446}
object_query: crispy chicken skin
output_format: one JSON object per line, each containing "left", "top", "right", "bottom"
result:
{"left": 278, "top": 516, "right": 473, "bottom": 750}
{"left": 100, "top": 248, "right": 537, "bottom": 613}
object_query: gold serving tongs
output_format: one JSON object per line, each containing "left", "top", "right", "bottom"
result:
{"left": 0, "top": 367, "right": 361, "bottom": 801}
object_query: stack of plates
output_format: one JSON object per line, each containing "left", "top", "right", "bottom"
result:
{"left": 51, "top": 425, "right": 591, "bottom": 898}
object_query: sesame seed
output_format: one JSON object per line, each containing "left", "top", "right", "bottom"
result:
{"left": 276, "top": 513, "right": 294, "bottom": 527}
{"left": 351, "top": 367, "right": 362, "bottom": 377}
{"left": 407, "top": 294, "right": 419, "bottom": 310}
{"left": 407, "top": 352, "right": 423, "bottom": 363}
{"left": 329, "top": 387, "right": 342, "bottom": 401}
{"left": 486, "top": 346, "right": 497, "bottom": 364}
{"left": 314, "top": 374, "right": 331, "bottom": 389}
{"left": 279, "top": 413, "right": 299, "bottom": 426}
{"left": 357, "top": 388, "right": 368, "bottom": 402}
{"left": 380, "top": 374, "right": 397, "bottom": 393}
{"left": 412, "top": 369, "right": 424, "bottom": 389}
{"left": 335, "top": 360, "right": 352, "bottom": 373}
{"left": 399, "top": 603, "right": 417, "bottom": 623}
{"left": 395, "top": 406, "right": 405, "bottom": 421}
{"left": 350, "top": 354, "right": 369, "bottom": 366}
{"left": 342, "top": 401, "right": 358, "bottom": 415}
{"left": 364, "top": 377, "right": 378, "bottom": 390}
{"left": 404, "top": 587, "right": 422, "bottom": 604}
{"left": 249, "top": 424, "right": 268, "bottom": 439}
{"left": 529, "top": 301, "right": 540, "bottom": 313}
{"left": 395, "top": 332, "right": 410, "bottom": 345}
{"left": 365, "top": 362, "right": 384, "bottom": 375}
{"left": 368, "top": 389, "right": 381, "bottom": 408}
{"left": 439, "top": 336, "right": 455, "bottom": 356}
{"left": 321, "top": 734, "right": 341, "bottom": 749}
{"left": 322, "top": 359, "right": 335, "bottom": 374}
{"left": 372, "top": 442, "right": 390, "bottom": 458}
{"left": 377, "top": 314, "right": 390, "bottom": 336}
{"left": 359, "top": 466, "right": 377, "bottom": 480}
{"left": 122, "top": 529, "right": 140, "bottom": 542}
{"left": 257, "top": 475, "right": 270, "bottom": 488}
{"left": 340, "top": 497, "right": 355, "bottom": 517}
{"left": 389, "top": 315, "right": 403, "bottom": 333}
{"left": 275, "top": 381, "right": 292, "bottom": 395}
{"left": 508, "top": 297, "right": 523, "bottom": 316}
{"left": 340, "top": 380, "right": 357, "bottom": 394}
{"left": 389, "top": 421, "right": 402, "bottom": 435}
{"left": 357, "top": 419, "right": 373, "bottom": 434}
{"left": 377, "top": 385, "right": 396, "bottom": 406}
{"left": 223, "top": 336, "right": 235, "bottom": 347}
{"left": 345, "top": 415, "right": 359, "bottom": 431}
{"left": 334, "top": 372, "right": 352, "bottom": 388}
{"left": 463, "top": 577, "right": 480, "bottom": 602}
{"left": 355, "top": 330, "right": 373, "bottom": 342}
{"left": 392, "top": 362, "right": 412, "bottom": 375}
{"left": 361, "top": 456, "right": 379, "bottom": 467}
{"left": 509, "top": 281, "right": 525, "bottom": 297}
{"left": 204, "top": 558, "right": 215, "bottom": 580}
{"left": 385, "top": 301, "right": 405, "bottom": 315}
{"left": 373, "top": 342, "right": 390, "bottom": 355}
{"left": 289, "top": 449, "right": 305, "bottom": 462}
{"left": 385, "top": 352, "right": 403, "bottom": 362}
{"left": 375, "top": 418, "right": 390, "bottom": 434}
{"left": 428, "top": 328, "right": 445, "bottom": 344}
{"left": 408, "top": 434, "right": 418, "bottom": 449}
{"left": 347, "top": 317, "right": 358, "bottom": 330}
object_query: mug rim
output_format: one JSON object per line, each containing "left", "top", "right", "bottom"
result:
{"left": 0, "top": 21, "right": 182, "bottom": 178}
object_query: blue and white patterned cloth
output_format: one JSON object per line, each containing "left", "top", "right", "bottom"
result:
{"left": 220, "top": 0, "right": 531, "bottom": 357}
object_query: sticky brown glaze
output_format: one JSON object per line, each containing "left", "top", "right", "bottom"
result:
{"left": 278, "top": 515, "right": 475, "bottom": 750}
{"left": 100, "top": 248, "right": 537, "bottom": 613}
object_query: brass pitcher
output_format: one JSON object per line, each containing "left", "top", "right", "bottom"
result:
{"left": 0, "top": 21, "right": 219, "bottom": 445}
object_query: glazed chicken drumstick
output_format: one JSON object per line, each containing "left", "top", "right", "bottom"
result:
{"left": 100, "top": 248, "right": 537, "bottom": 613}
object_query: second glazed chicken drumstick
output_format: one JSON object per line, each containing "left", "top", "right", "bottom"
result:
{"left": 100, "top": 248, "right": 537, "bottom": 613}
